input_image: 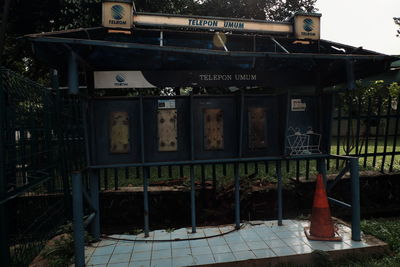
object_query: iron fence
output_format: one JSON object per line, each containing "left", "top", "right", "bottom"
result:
{"left": 0, "top": 67, "right": 85, "bottom": 266}
{"left": 94, "top": 92, "right": 400, "bottom": 190}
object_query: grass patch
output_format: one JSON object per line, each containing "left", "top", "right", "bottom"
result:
{"left": 331, "top": 217, "right": 400, "bottom": 267}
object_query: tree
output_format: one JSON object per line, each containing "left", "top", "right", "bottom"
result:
{"left": 197, "top": 0, "right": 317, "bottom": 21}
{"left": 395, "top": 17, "right": 400, "bottom": 37}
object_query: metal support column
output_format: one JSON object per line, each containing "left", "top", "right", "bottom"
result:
{"left": 234, "top": 162, "right": 240, "bottom": 229}
{"left": 276, "top": 161, "right": 283, "bottom": 226}
{"left": 90, "top": 170, "right": 101, "bottom": 241}
{"left": 72, "top": 172, "right": 85, "bottom": 267}
{"left": 0, "top": 71, "right": 10, "bottom": 267}
{"left": 190, "top": 165, "right": 196, "bottom": 233}
{"left": 68, "top": 51, "right": 79, "bottom": 95}
{"left": 143, "top": 167, "right": 150, "bottom": 237}
{"left": 349, "top": 157, "right": 361, "bottom": 241}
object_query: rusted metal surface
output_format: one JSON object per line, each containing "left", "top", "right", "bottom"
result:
{"left": 248, "top": 107, "right": 267, "bottom": 150}
{"left": 204, "top": 108, "right": 224, "bottom": 150}
{"left": 110, "top": 112, "right": 130, "bottom": 154}
{"left": 157, "top": 109, "right": 178, "bottom": 151}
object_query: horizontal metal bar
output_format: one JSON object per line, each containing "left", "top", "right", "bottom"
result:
{"left": 328, "top": 197, "right": 351, "bottom": 208}
{"left": 333, "top": 114, "right": 400, "bottom": 120}
{"left": 89, "top": 154, "right": 329, "bottom": 169}
{"left": 30, "top": 36, "right": 392, "bottom": 60}
{"left": 332, "top": 152, "right": 400, "bottom": 157}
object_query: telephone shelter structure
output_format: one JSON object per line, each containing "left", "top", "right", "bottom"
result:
{"left": 25, "top": 1, "right": 397, "bottom": 266}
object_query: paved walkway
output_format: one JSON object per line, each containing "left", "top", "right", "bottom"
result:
{"left": 85, "top": 220, "right": 373, "bottom": 267}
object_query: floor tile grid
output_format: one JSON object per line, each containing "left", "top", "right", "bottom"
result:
{"left": 251, "top": 222, "right": 309, "bottom": 257}
{"left": 204, "top": 227, "right": 234, "bottom": 265}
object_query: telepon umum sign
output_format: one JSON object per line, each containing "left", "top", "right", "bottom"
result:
{"left": 101, "top": 0, "right": 321, "bottom": 40}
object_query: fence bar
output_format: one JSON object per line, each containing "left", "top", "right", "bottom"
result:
{"left": 336, "top": 103, "right": 342, "bottom": 169}
{"left": 190, "top": 165, "right": 196, "bottom": 233}
{"left": 68, "top": 51, "right": 79, "bottom": 95}
{"left": 318, "top": 159, "right": 328, "bottom": 186}
{"left": 143, "top": 166, "right": 150, "bottom": 237}
{"left": 72, "top": 172, "right": 85, "bottom": 267}
{"left": 381, "top": 97, "right": 392, "bottom": 172}
{"left": 355, "top": 97, "right": 362, "bottom": 155}
{"left": 234, "top": 162, "right": 241, "bottom": 229}
{"left": 114, "top": 168, "right": 118, "bottom": 190}
{"left": 305, "top": 160, "right": 310, "bottom": 180}
{"left": 345, "top": 95, "right": 352, "bottom": 155}
{"left": 276, "top": 161, "right": 283, "bottom": 226}
{"left": 349, "top": 158, "right": 361, "bottom": 241}
{"left": 372, "top": 97, "right": 382, "bottom": 167}
{"left": 363, "top": 97, "right": 372, "bottom": 168}
{"left": 390, "top": 97, "right": 400, "bottom": 172}
{"left": 90, "top": 170, "right": 101, "bottom": 241}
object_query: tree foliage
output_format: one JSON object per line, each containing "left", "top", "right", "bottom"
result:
{"left": 395, "top": 17, "right": 400, "bottom": 38}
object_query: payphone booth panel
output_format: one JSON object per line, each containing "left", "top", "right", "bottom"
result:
{"left": 143, "top": 98, "right": 191, "bottom": 162}
{"left": 242, "top": 94, "right": 287, "bottom": 158}
{"left": 193, "top": 96, "right": 238, "bottom": 160}
{"left": 91, "top": 99, "right": 141, "bottom": 165}
{"left": 286, "top": 94, "right": 333, "bottom": 156}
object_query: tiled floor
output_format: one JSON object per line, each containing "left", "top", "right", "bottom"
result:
{"left": 85, "top": 220, "right": 373, "bottom": 267}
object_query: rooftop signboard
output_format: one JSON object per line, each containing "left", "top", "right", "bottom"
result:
{"left": 102, "top": 0, "right": 321, "bottom": 40}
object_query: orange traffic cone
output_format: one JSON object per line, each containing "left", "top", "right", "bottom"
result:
{"left": 304, "top": 174, "right": 342, "bottom": 241}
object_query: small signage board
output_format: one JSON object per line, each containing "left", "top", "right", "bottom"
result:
{"left": 102, "top": 1, "right": 133, "bottom": 29}
{"left": 94, "top": 71, "right": 156, "bottom": 89}
{"left": 293, "top": 14, "right": 321, "bottom": 40}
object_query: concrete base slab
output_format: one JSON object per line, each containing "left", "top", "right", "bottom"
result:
{"left": 85, "top": 220, "right": 389, "bottom": 267}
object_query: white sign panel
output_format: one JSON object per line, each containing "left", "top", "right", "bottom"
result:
{"left": 94, "top": 71, "right": 156, "bottom": 89}
{"left": 133, "top": 14, "right": 293, "bottom": 34}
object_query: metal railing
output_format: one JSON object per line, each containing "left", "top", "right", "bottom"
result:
{"left": 0, "top": 68, "right": 85, "bottom": 266}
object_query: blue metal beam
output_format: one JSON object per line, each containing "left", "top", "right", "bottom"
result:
{"left": 30, "top": 36, "right": 392, "bottom": 61}
{"left": 89, "top": 154, "right": 330, "bottom": 170}
{"left": 234, "top": 163, "right": 241, "bottom": 229}
{"left": 90, "top": 170, "right": 101, "bottom": 241}
{"left": 72, "top": 172, "right": 85, "bottom": 267}
{"left": 350, "top": 157, "right": 361, "bottom": 241}
{"left": 276, "top": 161, "right": 283, "bottom": 226}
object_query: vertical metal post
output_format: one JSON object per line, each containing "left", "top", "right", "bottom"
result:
{"left": 276, "top": 161, "right": 283, "bottom": 226}
{"left": 53, "top": 69, "right": 71, "bottom": 218}
{"left": 349, "top": 157, "right": 361, "bottom": 241}
{"left": 0, "top": 71, "right": 10, "bottom": 267}
{"left": 234, "top": 162, "right": 240, "bottom": 229}
{"left": 68, "top": 51, "right": 79, "bottom": 95}
{"left": 190, "top": 165, "right": 196, "bottom": 233}
{"left": 72, "top": 172, "right": 85, "bottom": 267}
{"left": 189, "top": 94, "right": 196, "bottom": 233}
{"left": 143, "top": 166, "right": 150, "bottom": 237}
{"left": 90, "top": 170, "right": 101, "bottom": 241}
